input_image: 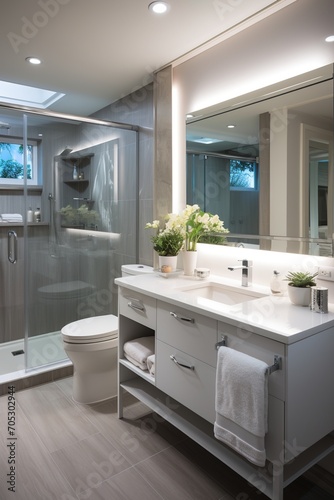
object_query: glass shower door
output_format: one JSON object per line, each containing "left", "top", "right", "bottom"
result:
{"left": 24, "top": 112, "right": 137, "bottom": 371}
{"left": 0, "top": 110, "right": 27, "bottom": 377}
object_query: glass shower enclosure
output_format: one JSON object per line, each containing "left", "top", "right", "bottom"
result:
{"left": 0, "top": 105, "right": 138, "bottom": 379}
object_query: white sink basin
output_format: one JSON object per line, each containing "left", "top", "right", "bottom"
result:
{"left": 178, "top": 282, "right": 265, "bottom": 306}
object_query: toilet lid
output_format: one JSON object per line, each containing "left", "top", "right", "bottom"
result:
{"left": 61, "top": 314, "right": 118, "bottom": 343}
{"left": 38, "top": 281, "right": 96, "bottom": 299}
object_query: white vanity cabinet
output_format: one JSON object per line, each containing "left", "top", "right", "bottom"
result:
{"left": 117, "top": 278, "right": 334, "bottom": 500}
{"left": 156, "top": 300, "right": 217, "bottom": 423}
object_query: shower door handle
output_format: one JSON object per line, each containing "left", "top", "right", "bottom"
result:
{"left": 8, "top": 231, "right": 18, "bottom": 264}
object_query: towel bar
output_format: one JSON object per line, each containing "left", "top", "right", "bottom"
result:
{"left": 215, "top": 337, "right": 282, "bottom": 375}
{"left": 215, "top": 336, "right": 227, "bottom": 349}
{"left": 266, "top": 354, "right": 282, "bottom": 375}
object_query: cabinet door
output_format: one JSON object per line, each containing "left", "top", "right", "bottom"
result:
{"left": 157, "top": 300, "right": 217, "bottom": 367}
{"left": 156, "top": 340, "right": 216, "bottom": 423}
{"left": 285, "top": 328, "right": 334, "bottom": 462}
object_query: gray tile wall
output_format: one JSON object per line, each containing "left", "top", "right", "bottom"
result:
{"left": 92, "top": 83, "right": 154, "bottom": 268}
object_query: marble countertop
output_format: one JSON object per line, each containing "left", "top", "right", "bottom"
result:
{"left": 115, "top": 273, "right": 334, "bottom": 344}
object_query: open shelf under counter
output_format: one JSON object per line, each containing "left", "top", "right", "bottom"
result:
{"left": 119, "top": 358, "right": 155, "bottom": 385}
{"left": 120, "top": 377, "right": 334, "bottom": 500}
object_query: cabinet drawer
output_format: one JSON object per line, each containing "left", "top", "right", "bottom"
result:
{"left": 119, "top": 288, "right": 156, "bottom": 329}
{"left": 218, "top": 321, "right": 285, "bottom": 400}
{"left": 157, "top": 301, "right": 217, "bottom": 367}
{"left": 156, "top": 340, "right": 216, "bottom": 423}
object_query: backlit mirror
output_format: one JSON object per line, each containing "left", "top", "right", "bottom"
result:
{"left": 186, "top": 64, "right": 333, "bottom": 255}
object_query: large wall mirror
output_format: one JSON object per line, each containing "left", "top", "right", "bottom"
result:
{"left": 186, "top": 64, "right": 333, "bottom": 255}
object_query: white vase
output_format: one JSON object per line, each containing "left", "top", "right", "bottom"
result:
{"left": 287, "top": 285, "right": 311, "bottom": 306}
{"left": 182, "top": 250, "right": 198, "bottom": 276}
{"left": 158, "top": 255, "right": 177, "bottom": 272}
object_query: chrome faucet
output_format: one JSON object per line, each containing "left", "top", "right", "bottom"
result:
{"left": 228, "top": 259, "right": 252, "bottom": 287}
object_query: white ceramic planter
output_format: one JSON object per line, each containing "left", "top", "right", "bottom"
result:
{"left": 182, "top": 250, "right": 198, "bottom": 276}
{"left": 287, "top": 285, "right": 311, "bottom": 306}
{"left": 158, "top": 255, "right": 177, "bottom": 272}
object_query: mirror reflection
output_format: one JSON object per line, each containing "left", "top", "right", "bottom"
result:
{"left": 186, "top": 65, "right": 333, "bottom": 255}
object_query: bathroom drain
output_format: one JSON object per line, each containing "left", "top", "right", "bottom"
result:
{"left": 12, "top": 349, "right": 24, "bottom": 356}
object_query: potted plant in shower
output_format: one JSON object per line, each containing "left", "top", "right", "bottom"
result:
{"left": 145, "top": 218, "right": 184, "bottom": 273}
{"left": 285, "top": 270, "right": 318, "bottom": 306}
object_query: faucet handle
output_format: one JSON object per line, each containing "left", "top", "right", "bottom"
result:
{"left": 238, "top": 259, "right": 252, "bottom": 267}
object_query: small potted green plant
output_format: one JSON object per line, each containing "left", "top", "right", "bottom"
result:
{"left": 285, "top": 271, "right": 318, "bottom": 306}
{"left": 145, "top": 220, "right": 184, "bottom": 272}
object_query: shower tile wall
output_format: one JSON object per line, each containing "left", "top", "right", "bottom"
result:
{"left": 93, "top": 82, "right": 154, "bottom": 269}
{"left": 0, "top": 189, "right": 42, "bottom": 219}
{"left": 0, "top": 190, "right": 42, "bottom": 344}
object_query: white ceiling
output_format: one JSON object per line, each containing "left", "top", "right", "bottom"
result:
{"left": 0, "top": 0, "right": 286, "bottom": 116}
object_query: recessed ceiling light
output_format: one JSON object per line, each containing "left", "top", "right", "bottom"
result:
{"left": 227, "top": 124, "right": 235, "bottom": 128}
{"left": 148, "top": 2, "right": 170, "bottom": 14}
{"left": 325, "top": 35, "right": 334, "bottom": 42}
{"left": 25, "top": 57, "right": 42, "bottom": 65}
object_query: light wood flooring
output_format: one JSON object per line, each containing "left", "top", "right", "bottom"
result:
{"left": 0, "top": 376, "right": 333, "bottom": 500}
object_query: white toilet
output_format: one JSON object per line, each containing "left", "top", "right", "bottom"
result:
{"left": 121, "top": 264, "right": 154, "bottom": 277}
{"left": 62, "top": 314, "right": 118, "bottom": 404}
{"left": 61, "top": 264, "right": 153, "bottom": 404}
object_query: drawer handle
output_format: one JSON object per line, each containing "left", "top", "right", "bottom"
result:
{"left": 127, "top": 299, "right": 145, "bottom": 312}
{"left": 170, "top": 355, "right": 194, "bottom": 370}
{"left": 170, "top": 311, "right": 195, "bottom": 324}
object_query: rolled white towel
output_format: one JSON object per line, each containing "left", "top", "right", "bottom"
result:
{"left": 123, "top": 336, "right": 154, "bottom": 371}
{"left": 147, "top": 354, "right": 155, "bottom": 376}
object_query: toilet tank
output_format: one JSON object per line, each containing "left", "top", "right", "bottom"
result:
{"left": 121, "top": 264, "right": 154, "bottom": 277}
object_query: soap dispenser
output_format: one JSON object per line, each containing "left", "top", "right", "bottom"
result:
{"left": 34, "top": 207, "right": 41, "bottom": 223}
{"left": 73, "top": 164, "right": 78, "bottom": 180}
{"left": 27, "top": 207, "right": 34, "bottom": 223}
{"left": 270, "top": 270, "right": 283, "bottom": 296}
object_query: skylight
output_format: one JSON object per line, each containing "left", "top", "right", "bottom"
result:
{"left": 0, "top": 80, "right": 65, "bottom": 109}
{"left": 191, "top": 137, "right": 222, "bottom": 145}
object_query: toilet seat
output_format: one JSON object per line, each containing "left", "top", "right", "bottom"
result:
{"left": 61, "top": 314, "right": 118, "bottom": 344}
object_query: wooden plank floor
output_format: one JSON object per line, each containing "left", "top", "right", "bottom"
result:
{"left": 0, "top": 377, "right": 333, "bottom": 500}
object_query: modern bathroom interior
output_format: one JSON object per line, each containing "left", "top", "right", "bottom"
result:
{"left": 1, "top": 1, "right": 334, "bottom": 498}
{"left": 0, "top": 103, "right": 148, "bottom": 387}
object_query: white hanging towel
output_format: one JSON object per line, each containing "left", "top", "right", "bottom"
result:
{"left": 214, "top": 346, "right": 269, "bottom": 467}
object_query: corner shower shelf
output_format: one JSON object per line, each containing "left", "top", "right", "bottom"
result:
{"left": 64, "top": 179, "right": 89, "bottom": 193}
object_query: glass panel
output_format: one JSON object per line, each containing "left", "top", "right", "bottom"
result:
{"left": 0, "top": 110, "right": 26, "bottom": 379}
{"left": 0, "top": 106, "right": 138, "bottom": 376}
{"left": 0, "top": 111, "right": 138, "bottom": 372}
